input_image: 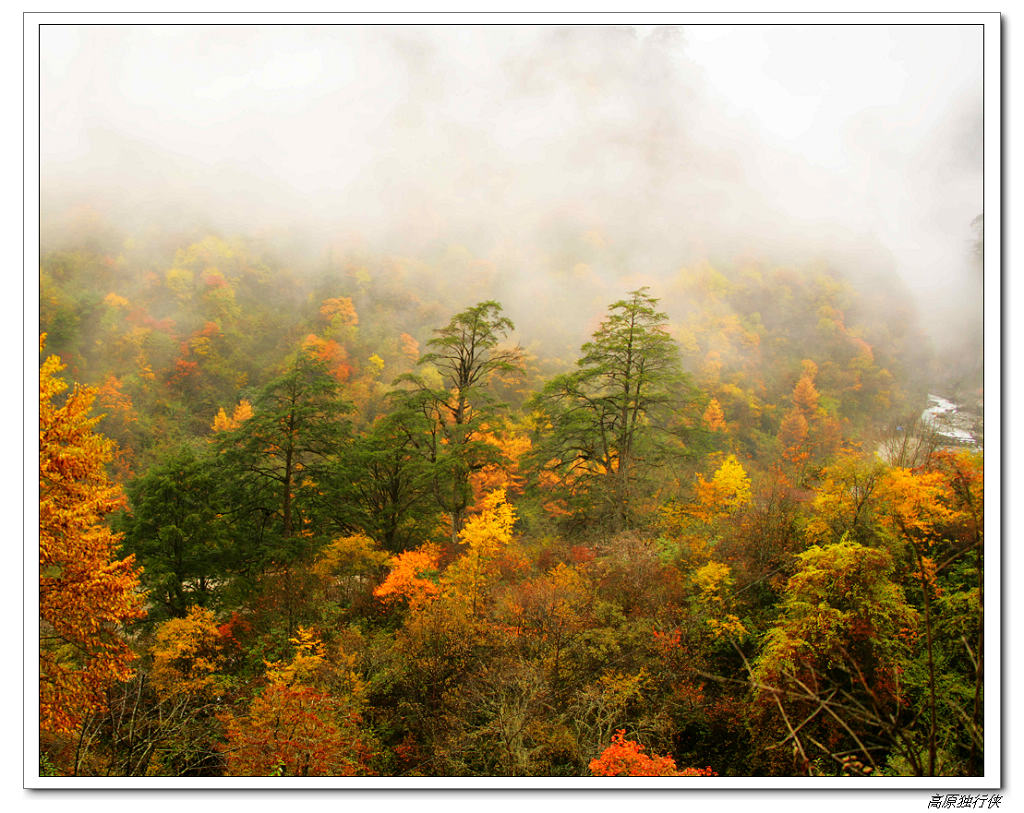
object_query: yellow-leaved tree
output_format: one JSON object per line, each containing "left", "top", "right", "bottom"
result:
{"left": 150, "top": 606, "right": 227, "bottom": 700}
{"left": 220, "top": 627, "right": 372, "bottom": 776}
{"left": 443, "top": 489, "right": 522, "bottom": 615}
{"left": 690, "top": 454, "right": 752, "bottom": 523}
{"left": 210, "top": 399, "right": 253, "bottom": 433}
{"left": 39, "top": 335, "right": 145, "bottom": 739}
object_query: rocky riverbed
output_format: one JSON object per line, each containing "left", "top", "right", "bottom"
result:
{"left": 922, "top": 393, "right": 982, "bottom": 449}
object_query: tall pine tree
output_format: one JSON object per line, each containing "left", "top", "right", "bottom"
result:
{"left": 532, "top": 288, "right": 694, "bottom": 529}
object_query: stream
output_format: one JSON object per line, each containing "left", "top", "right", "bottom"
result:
{"left": 921, "top": 393, "right": 982, "bottom": 449}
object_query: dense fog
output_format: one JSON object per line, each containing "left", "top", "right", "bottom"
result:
{"left": 40, "top": 23, "right": 984, "bottom": 381}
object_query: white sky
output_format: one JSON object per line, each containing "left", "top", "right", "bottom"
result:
{"left": 39, "top": 23, "right": 984, "bottom": 338}
{"left": 679, "top": 24, "right": 982, "bottom": 323}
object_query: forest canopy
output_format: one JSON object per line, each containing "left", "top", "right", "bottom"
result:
{"left": 37, "top": 221, "right": 985, "bottom": 778}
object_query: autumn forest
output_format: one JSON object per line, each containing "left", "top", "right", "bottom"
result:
{"left": 35, "top": 23, "right": 989, "bottom": 783}
{"left": 38, "top": 216, "right": 985, "bottom": 778}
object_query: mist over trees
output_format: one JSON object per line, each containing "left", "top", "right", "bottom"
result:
{"left": 36, "top": 21, "right": 987, "bottom": 780}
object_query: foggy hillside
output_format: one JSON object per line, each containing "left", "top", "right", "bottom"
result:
{"left": 41, "top": 24, "right": 983, "bottom": 380}
{"left": 36, "top": 20, "right": 992, "bottom": 782}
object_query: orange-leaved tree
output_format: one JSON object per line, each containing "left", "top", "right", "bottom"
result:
{"left": 589, "top": 730, "right": 715, "bottom": 777}
{"left": 319, "top": 296, "right": 358, "bottom": 328}
{"left": 220, "top": 627, "right": 371, "bottom": 776}
{"left": 875, "top": 462, "right": 961, "bottom": 776}
{"left": 468, "top": 427, "right": 532, "bottom": 508}
{"left": 702, "top": 397, "right": 727, "bottom": 433}
{"left": 374, "top": 544, "right": 442, "bottom": 608}
{"left": 39, "top": 335, "right": 145, "bottom": 737}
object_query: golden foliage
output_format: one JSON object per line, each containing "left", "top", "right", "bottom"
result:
{"left": 702, "top": 397, "right": 727, "bottom": 432}
{"left": 313, "top": 534, "right": 389, "bottom": 581}
{"left": 103, "top": 292, "right": 130, "bottom": 309}
{"left": 691, "top": 560, "right": 733, "bottom": 598}
{"left": 689, "top": 455, "right": 752, "bottom": 523}
{"left": 444, "top": 489, "right": 523, "bottom": 612}
{"left": 39, "top": 336, "right": 145, "bottom": 736}
{"left": 778, "top": 407, "right": 810, "bottom": 464}
{"left": 211, "top": 399, "right": 254, "bottom": 432}
{"left": 320, "top": 296, "right": 359, "bottom": 327}
{"left": 150, "top": 606, "right": 225, "bottom": 699}
{"left": 264, "top": 627, "right": 326, "bottom": 686}
{"left": 877, "top": 467, "right": 957, "bottom": 545}
{"left": 469, "top": 429, "right": 532, "bottom": 508}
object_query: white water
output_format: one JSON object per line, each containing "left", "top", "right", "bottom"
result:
{"left": 922, "top": 393, "right": 978, "bottom": 445}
